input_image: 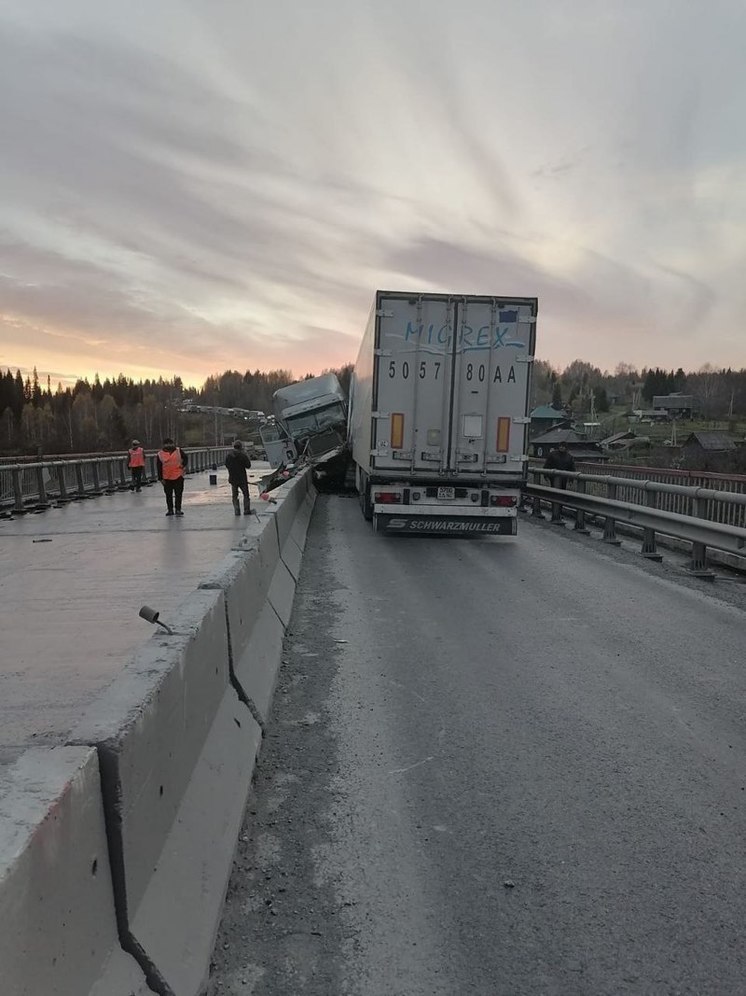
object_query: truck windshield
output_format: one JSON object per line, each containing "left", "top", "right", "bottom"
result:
{"left": 287, "top": 402, "right": 345, "bottom": 436}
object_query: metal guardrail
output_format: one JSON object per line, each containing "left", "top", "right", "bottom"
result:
{"left": 525, "top": 468, "right": 746, "bottom": 578}
{"left": 0, "top": 448, "right": 230, "bottom": 515}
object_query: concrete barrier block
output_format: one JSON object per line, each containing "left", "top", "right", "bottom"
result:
{"left": 289, "top": 488, "right": 317, "bottom": 555}
{"left": 88, "top": 948, "right": 151, "bottom": 996}
{"left": 71, "top": 588, "right": 230, "bottom": 924}
{"left": 267, "top": 556, "right": 297, "bottom": 627}
{"left": 0, "top": 747, "right": 120, "bottom": 996}
{"left": 129, "top": 685, "right": 261, "bottom": 996}
{"left": 271, "top": 471, "right": 310, "bottom": 554}
{"left": 204, "top": 528, "right": 282, "bottom": 663}
{"left": 232, "top": 600, "right": 286, "bottom": 724}
{"left": 280, "top": 532, "right": 305, "bottom": 581}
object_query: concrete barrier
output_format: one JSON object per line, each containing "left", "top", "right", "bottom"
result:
{"left": 70, "top": 588, "right": 262, "bottom": 995}
{"left": 201, "top": 470, "right": 317, "bottom": 725}
{"left": 0, "top": 747, "right": 145, "bottom": 996}
{"left": 1, "top": 467, "right": 315, "bottom": 996}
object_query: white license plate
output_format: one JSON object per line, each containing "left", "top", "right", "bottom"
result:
{"left": 437, "top": 487, "right": 455, "bottom": 500}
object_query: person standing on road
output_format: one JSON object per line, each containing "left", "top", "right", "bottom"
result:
{"left": 127, "top": 439, "right": 146, "bottom": 492}
{"left": 543, "top": 440, "right": 576, "bottom": 489}
{"left": 157, "top": 437, "right": 188, "bottom": 516}
{"left": 225, "top": 439, "right": 252, "bottom": 515}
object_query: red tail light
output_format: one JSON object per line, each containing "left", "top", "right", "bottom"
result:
{"left": 374, "top": 492, "right": 402, "bottom": 504}
{"left": 491, "top": 495, "right": 517, "bottom": 507}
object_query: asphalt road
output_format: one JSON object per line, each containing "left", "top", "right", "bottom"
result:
{"left": 209, "top": 494, "right": 746, "bottom": 996}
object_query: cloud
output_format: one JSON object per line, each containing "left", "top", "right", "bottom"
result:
{"left": 1, "top": 0, "right": 745, "bottom": 387}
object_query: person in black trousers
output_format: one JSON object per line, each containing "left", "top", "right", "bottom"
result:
{"left": 225, "top": 440, "right": 252, "bottom": 515}
{"left": 157, "top": 437, "right": 188, "bottom": 516}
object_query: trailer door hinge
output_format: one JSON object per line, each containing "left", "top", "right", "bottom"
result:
{"left": 514, "top": 355, "right": 535, "bottom": 363}
{"left": 376, "top": 309, "right": 394, "bottom": 318}
{"left": 372, "top": 412, "right": 390, "bottom": 419}
{"left": 512, "top": 416, "right": 531, "bottom": 424}
{"left": 374, "top": 349, "right": 391, "bottom": 357}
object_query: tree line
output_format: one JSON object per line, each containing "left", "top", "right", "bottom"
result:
{"left": 1, "top": 359, "right": 743, "bottom": 456}
{"left": 0, "top": 365, "right": 353, "bottom": 456}
{"left": 531, "top": 361, "right": 746, "bottom": 419}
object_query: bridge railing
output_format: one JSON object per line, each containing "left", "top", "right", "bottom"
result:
{"left": 0, "top": 448, "right": 230, "bottom": 513}
{"left": 525, "top": 467, "right": 746, "bottom": 578}
{"left": 571, "top": 461, "right": 746, "bottom": 527}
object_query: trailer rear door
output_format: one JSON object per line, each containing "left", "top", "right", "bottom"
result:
{"left": 372, "top": 294, "right": 536, "bottom": 477}
{"left": 449, "top": 297, "right": 536, "bottom": 477}
{"left": 372, "top": 294, "right": 455, "bottom": 474}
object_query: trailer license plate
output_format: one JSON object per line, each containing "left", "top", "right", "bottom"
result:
{"left": 437, "top": 487, "right": 455, "bottom": 500}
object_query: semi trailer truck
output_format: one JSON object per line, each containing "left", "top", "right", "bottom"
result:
{"left": 348, "top": 290, "right": 537, "bottom": 534}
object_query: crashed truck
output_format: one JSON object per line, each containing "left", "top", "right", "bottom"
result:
{"left": 347, "top": 290, "right": 537, "bottom": 535}
{"left": 259, "top": 372, "right": 350, "bottom": 490}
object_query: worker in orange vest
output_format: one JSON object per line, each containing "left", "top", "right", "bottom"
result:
{"left": 156, "top": 437, "right": 189, "bottom": 517}
{"left": 127, "top": 439, "right": 146, "bottom": 492}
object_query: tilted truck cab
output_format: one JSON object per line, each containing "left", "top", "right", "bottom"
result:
{"left": 348, "top": 291, "right": 537, "bottom": 535}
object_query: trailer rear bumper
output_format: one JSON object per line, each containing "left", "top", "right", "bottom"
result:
{"left": 374, "top": 513, "right": 518, "bottom": 536}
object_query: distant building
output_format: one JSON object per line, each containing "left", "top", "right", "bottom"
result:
{"left": 653, "top": 393, "right": 696, "bottom": 418}
{"left": 600, "top": 430, "right": 638, "bottom": 451}
{"left": 529, "top": 405, "right": 570, "bottom": 438}
{"left": 683, "top": 431, "right": 736, "bottom": 455}
{"left": 631, "top": 409, "right": 668, "bottom": 423}
{"left": 529, "top": 428, "right": 607, "bottom": 463}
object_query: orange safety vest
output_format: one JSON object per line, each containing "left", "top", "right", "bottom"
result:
{"left": 128, "top": 447, "right": 145, "bottom": 468}
{"left": 158, "top": 448, "right": 184, "bottom": 480}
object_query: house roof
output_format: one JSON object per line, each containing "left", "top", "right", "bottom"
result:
{"left": 531, "top": 428, "right": 586, "bottom": 445}
{"left": 530, "top": 405, "right": 566, "bottom": 420}
{"left": 601, "top": 430, "right": 636, "bottom": 446}
{"left": 683, "top": 431, "right": 736, "bottom": 451}
{"left": 653, "top": 394, "right": 694, "bottom": 407}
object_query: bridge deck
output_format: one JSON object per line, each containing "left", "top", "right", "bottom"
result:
{"left": 0, "top": 465, "right": 269, "bottom": 754}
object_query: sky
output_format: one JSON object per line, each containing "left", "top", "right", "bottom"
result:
{"left": 1, "top": 0, "right": 745, "bottom": 388}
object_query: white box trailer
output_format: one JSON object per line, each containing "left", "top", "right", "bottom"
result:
{"left": 348, "top": 290, "right": 537, "bottom": 535}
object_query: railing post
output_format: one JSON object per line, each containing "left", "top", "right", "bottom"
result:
{"left": 641, "top": 489, "right": 663, "bottom": 561}
{"left": 550, "top": 496, "right": 564, "bottom": 525}
{"left": 573, "top": 478, "right": 589, "bottom": 534}
{"left": 118, "top": 458, "right": 127, "bottom": 488}
{"left": 689, "top": 497, "right": 715, "bottom": 579}
{"left": 603, "top": 482, "right": 621, "bottom": 545}
{"left": 75, "top": 461, "right": 86, "bottom": 499}
{"left": 91, "top": 461, "right": 102, "bottom": 495}
{"left": 105, "top": 459, "right": 115, "bottom": 493}
{"left": 12, "top": 468, "right": 25, "bottom": 513}
{"left": 56, "top": 463, "right": 68, "bottom": 503}
{"left": 35, "top": 465, "right": 49, "bottom": 507}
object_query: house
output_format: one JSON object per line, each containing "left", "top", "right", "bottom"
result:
{"left": 529, "top": 405, "right": 571, "bottom": 438}
{"left": 653, "top": 393, "right": 696, "bottom": 418}
{"left": 683, "top": 431, "right": 736, "bottom": 455}
{"left": 600, "top": 430, "right": 638, "bottom": 451}
{"left": 529, "top": 427, "right": 607, "bottom": 463}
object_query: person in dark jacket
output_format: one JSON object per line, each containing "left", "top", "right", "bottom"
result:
{"left": 225, "top": 440, "right": 252, "bottom": 515}
{"left": 544, "top": 441, "right": 575, "bottom": 489}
